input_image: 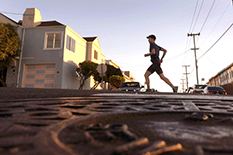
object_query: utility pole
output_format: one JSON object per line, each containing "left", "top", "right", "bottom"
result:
{"left": 180, "top": 78, "right": 185, "bottom": 93}
{"left": 182, "top": 65, "right": 190, "bottom": 91}
{"left": 187, "top": 33, "right": 200, "bottom": 85}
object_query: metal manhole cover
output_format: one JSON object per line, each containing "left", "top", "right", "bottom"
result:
{"left": 1, "top": 94, "right": 233, "bottom": 155}
{"left": 55, "top": 112, "right": 233, "bottom": 155}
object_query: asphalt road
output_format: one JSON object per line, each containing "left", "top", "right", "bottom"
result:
{"left": 0, "top": 87, "right": 185, "bottom": 101}
{"left": 1, "top": 88, "right": 233, "bottom": 155}
{"left": 0, "top": 87, "right": 121, "bottom": 100}
{"left": 2, "top": 87, "right": 232, "bottom": 101}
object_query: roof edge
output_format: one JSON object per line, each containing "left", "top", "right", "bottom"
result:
{"left": 0, "top": 13, "right": 20, "bottom": 25}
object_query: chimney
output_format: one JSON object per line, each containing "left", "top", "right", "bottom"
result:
{"left": 22, "top": 8, "right": 41, "bottom": 28}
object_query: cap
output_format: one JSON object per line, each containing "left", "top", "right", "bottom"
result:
{"left": 146, "top": 34, "right": 156, "bottom": 40}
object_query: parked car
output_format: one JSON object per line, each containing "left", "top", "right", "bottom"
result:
{"left": 190, "top": 84, "right": 207, "bottom": 93}
{"left": 119, "top": 82, "right": 144, "bottom": 92}
{"left": 203, "top": 86, "right": 227, "bottom": 95}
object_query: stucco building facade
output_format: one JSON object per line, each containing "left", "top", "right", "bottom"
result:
{"left": 1, "top": 8, "right": 95, "bottom": 89}
{"left": 208, "top": 62, "right": 233, "bottom": 95}
{"left": 1, "top": 8, "right": 135, "bottom": 90}
{"left": 83, "top": 37, "right": 106, "bottom": 89}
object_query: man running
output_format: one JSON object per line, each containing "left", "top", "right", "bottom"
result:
{"left": 144, "top": 34, "right": 178, "bottom": 92}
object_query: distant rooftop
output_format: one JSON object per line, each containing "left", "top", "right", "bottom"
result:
{"left": 0, "top": 13, "right": 20, "bottom": 25}
{"left": 37, "top": 21, "right": 65, "bottom": 27}
{"left": 83, "top": 37, "right": 97, "bottom": 42}
{"left": 1, "top": 13, "right": 65, "bottom": 27}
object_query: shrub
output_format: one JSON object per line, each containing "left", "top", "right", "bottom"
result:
{"left": 109, "top": 75, "right": 125, "bottom": 89}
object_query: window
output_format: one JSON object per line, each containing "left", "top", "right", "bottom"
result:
{"left": 45, "top": 74, "right": 54, "bottom": 78}
{"left": 35, "top": 79, "right": 44, "bottom": 83}
{"left": 25, "top": 84, "right": 34, "bottom": 88}
{"left": 45, "top": 84, "right": 54, "bottom": 88}
{"left": 66, "top": 36, "right": 76, "bottom": 52}
{"left": 36, "top": 70, "right": 45, "bottom": 74}
{"left": 45, "top": 32, "right": 62, "bottom": 49}
{"left": 27, "top": 66, "right": 36, "bottom": 69}
{"left": 46, "top": 65, "right": 55, "bottom": 69}
{"left": 94, "top": 50, "right": 98, "bottom": 60}
{"left": 26, "top": 75, "right": 35, "bottom": 79}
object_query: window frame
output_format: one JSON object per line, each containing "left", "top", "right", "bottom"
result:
{"left": 94, "top": 50, "right": 98, "bottom": 60}
{"left": 44, "top": 32, "right": 63, "bottom": 50}
{"left": 66, "top": 35, "right": 76, "bottom": 53}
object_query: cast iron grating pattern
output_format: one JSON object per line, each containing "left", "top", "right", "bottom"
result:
{"left": 0, "top": 96, "right": 233, "bottom": 154}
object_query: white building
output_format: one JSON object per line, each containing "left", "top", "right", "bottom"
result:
{"left": 0, "top": 8, "right": 104, "bottom": 90}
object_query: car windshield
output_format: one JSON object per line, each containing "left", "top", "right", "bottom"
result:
{"left": 195, "top": 85, "right": 206, "bottom": 89}
{"left": 120, "top": 82, "right": 139, "bottom": 88}
{"left": 208, "top": 87, "right": 225, "bottom": 91}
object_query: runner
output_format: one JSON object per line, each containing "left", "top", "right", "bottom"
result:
{"left": 144, "top": 34, "right": 178, "bottom": 92}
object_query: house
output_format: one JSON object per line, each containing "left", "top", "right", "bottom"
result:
{"left": 208, "top": 62, "right": 233, "bottom": 95}
{"left": 1, "top": 8, "right": 99, "bottom": 89}
{"left": 105, "top": 60, "right": 119, "bottom": 69}
{"left": 0, "top": 13, "right": 24, "bottom": 87}
{"left": 105, "top": 60, "right": 135, "bottom": 82}
{"left": 1, "top": 8, "right": 136, "bottom": 90}
{"left": 83, "top": 37, "right": 106, "bottom": 89}
{"left": 122, "top": 71, "right": 135, "bottom": 82}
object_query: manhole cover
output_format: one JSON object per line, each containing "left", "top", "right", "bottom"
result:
{"left": 55, "top": 112, "right": 233, "bottom": 155}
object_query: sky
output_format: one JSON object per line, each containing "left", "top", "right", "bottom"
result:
{"left": 1, "top": 0, "right": 233, "bottom": 92}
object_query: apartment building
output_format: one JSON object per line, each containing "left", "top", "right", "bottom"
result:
{"left": 208, "top": 62, "right": 233, "bottom": 95}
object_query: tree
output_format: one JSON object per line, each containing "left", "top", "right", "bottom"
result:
{"left": 92, "top": 64, "right": 124, "bottom": 90}
{"left": 76, "top": 61, "right": 124, "bottom": 90}
{"left": 104, "top": 64, "right": 124, "bottom": 90}
{"left": 0, "top": 23, "right": 20, "bottom": 87}
{"left": 76, "top": 60, "right": 99, "bottom": 90}
{"left": 109, "top": 75, "right": 125, "bottom": 89}
{"left": 91, "top": 71, "right": 102, "bottom": 90}
{"left": 105, "top": 64, "right": 123, "bottom": 82}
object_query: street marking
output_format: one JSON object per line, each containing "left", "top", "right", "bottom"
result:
{"left": 182, "top": 101, "right": 200, "bottom": 112}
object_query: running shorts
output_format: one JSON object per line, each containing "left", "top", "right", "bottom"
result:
{"left": 147, "top": 59, "right": 163, "bottom": 75}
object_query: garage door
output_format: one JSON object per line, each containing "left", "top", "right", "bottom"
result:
{"left": 22, "top": 64, "right": 56, "bottom": 88}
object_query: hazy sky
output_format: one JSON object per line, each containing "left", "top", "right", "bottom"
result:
{"left": 1, "top": 0, "right": 233, "bottom": 92}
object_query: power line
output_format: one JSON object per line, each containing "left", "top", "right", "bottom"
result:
{"left": 189, "top": 67, "right": 195, "bottom": 78}
{"left": 0, "top": 11, "right": 33, "bottom": 16}
{"left": 199, "top": 2, "right": 231, "bottom": 47}
{"left": 164, "top": 49, "right": 190, "bottom": 63}
{"left": 185, "top": 0, "right": 201, "bottom": 60}
{"left": 182, "top": 48, "right": 189, "bottom": 64}
{"left": 188, "top": 0, "right": 200, "bottom": 33}
{"left": 184, "top": 37, "right": 191, "bottom": 51}
{"left": 198, "top": 23, "right": 233, "bottom": 60}
{"left": 191, "top": 0, "right": 204, "bottom": 32}
{"left": 113, "top": 50, "right": 190, "bottom": 67}
{"left": 198, "top": 49, "right": 218, "bottom": 67}
{"left": 199, "top": 0, "right": 217, "bottom": 33}
{"left": 0, "top": 11, "right": 23, "bottom": 15}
